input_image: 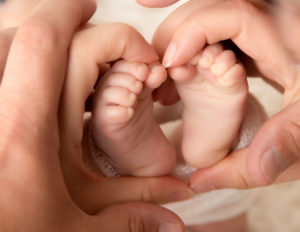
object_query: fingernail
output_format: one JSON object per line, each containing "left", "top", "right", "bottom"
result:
{"left": 170, "top": 190, "right": 194, "bottom": 202}
{"left": 159, "top": 223, "right": 182, "bottom": 232}
{"left": 191, "top": 182, "right": 215, "bottom": 193}
{"left": 260, "top": 147, "right": 291, "bottom": 183}
{"left": 163, "top": 42, "right": 177, "bottom": 68}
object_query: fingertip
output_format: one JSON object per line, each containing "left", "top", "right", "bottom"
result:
{"left": 163, "top": 26, "right": 207, "bottom": 68}
{"left": 247, "top": 118, "right": 298, "bottom": 186}
{"left": 246, "top": 112, "right": 285, "bottom": 186}
{"left": 162, "top": 42, "right": 177, "bottom": 68}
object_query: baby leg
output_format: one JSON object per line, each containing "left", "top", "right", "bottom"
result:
{"left": 171, "top": 43, "right": 248, "bottom": 168}
{"left": 91, "top": 60, "right": 176, "bottom": 176}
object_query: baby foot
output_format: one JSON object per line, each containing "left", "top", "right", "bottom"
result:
{"left": 92, "top": 60, "right": 176, "bottom": 176}
{"left": 170, "top": 43, "right": 248, "bottom": 168}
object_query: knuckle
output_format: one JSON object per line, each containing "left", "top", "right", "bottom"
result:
{"left": 16, "top": 20, "right": 58, "bottom": 52}
{"left": 129, "top": 214, "right": 145, "bottom": 232}
{"left": 232, "top": 167, "right": 252, "bottom": 188}
{"left": 140, "top": 187, "right": 155, "bottom": 204}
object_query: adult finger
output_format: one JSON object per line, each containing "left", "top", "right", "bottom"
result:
{"left": 0, "top": 0, "right": 97, "bottom": 136}
{"left": 160, "top": 0, "right": 296, "bottom": 90}
{"left": 190, "top": 138, "right": 300, "bottom": 192}
{"left": 152, "top": 0, "right": 222, "bottom": 59}
{"left": 247, "top": 99, "right": 300, "bottom": 185}
{"left": 89, "top": 202, "right": 185, "bottom": 232}
{"left": 0, "top": 0, "right": 96, "bottom": 210}
{"left": 136, "top": 0, "right": 180, "bottom": 8}
{"left": 189, "top": 148, "right": 255, "bottom": 193}
{"left": 69, "top": 172, "right": 194, "bottom": 214}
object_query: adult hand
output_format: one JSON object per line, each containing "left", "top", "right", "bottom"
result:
{"left": 151, "top": 0, "right": 300, "bottom": 190}
{"left": 0, "top": 0, "right": 186, "bottom": 231}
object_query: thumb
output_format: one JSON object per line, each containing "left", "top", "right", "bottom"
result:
{"left": 247, "top": 100, "right": 300, "bottom": 185}
{"left": 90, "top": 202, "right": 185, "bottom": 232}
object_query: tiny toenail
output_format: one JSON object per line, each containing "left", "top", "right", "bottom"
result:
{"left": 199, "top": 56, "right": 212, "bottom": 69}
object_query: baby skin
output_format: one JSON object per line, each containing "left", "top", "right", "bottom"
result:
{"left": 91, "top": 60, "right": 177, "bottom": 176}
{"left": 92, "top": 42, "right": 248, "bottom": 176}
{"left": 92, "top": 45, "right": 249, "bottom": 232}
{"left": 170, "top": 43, "right": 248, "bottom": 168}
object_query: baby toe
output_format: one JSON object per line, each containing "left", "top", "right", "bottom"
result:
{"left": 111, "top": 60, "right": 149, "bottom": 82}
{"left": 199, "top": 43, "right": 224, "bottom": 69}
{"left": 211, "top": 50, "right": 237, "bottom": 77}
{"left": 218, "top": 62, "right": 247, "bottom": 90}
{"left": 102, "top": 86, "right": 137, "bottom": 108}
{"left": 104, "top": 72, "right": 143, "bottom": 94}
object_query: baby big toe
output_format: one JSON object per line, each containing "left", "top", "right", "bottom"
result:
{"left": 199, "top": 43, "right": 223, "bottom": 69}
{"left": 218, "top": 63, "right": 247, "bottom": 90}
{"left": 211, "top": 50, "right": 237, "bottom": 77}
{"left": 111, "top": 60, "right": 149, "bottom": 82}
{"left": 104, "top": 73, "right": 143, "bottom": 95}
{"left": 102, "top": 86, "right": 137, "bottom": 108}
{"left": 101, "top": 106, "right": 134, "bottom": 125}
